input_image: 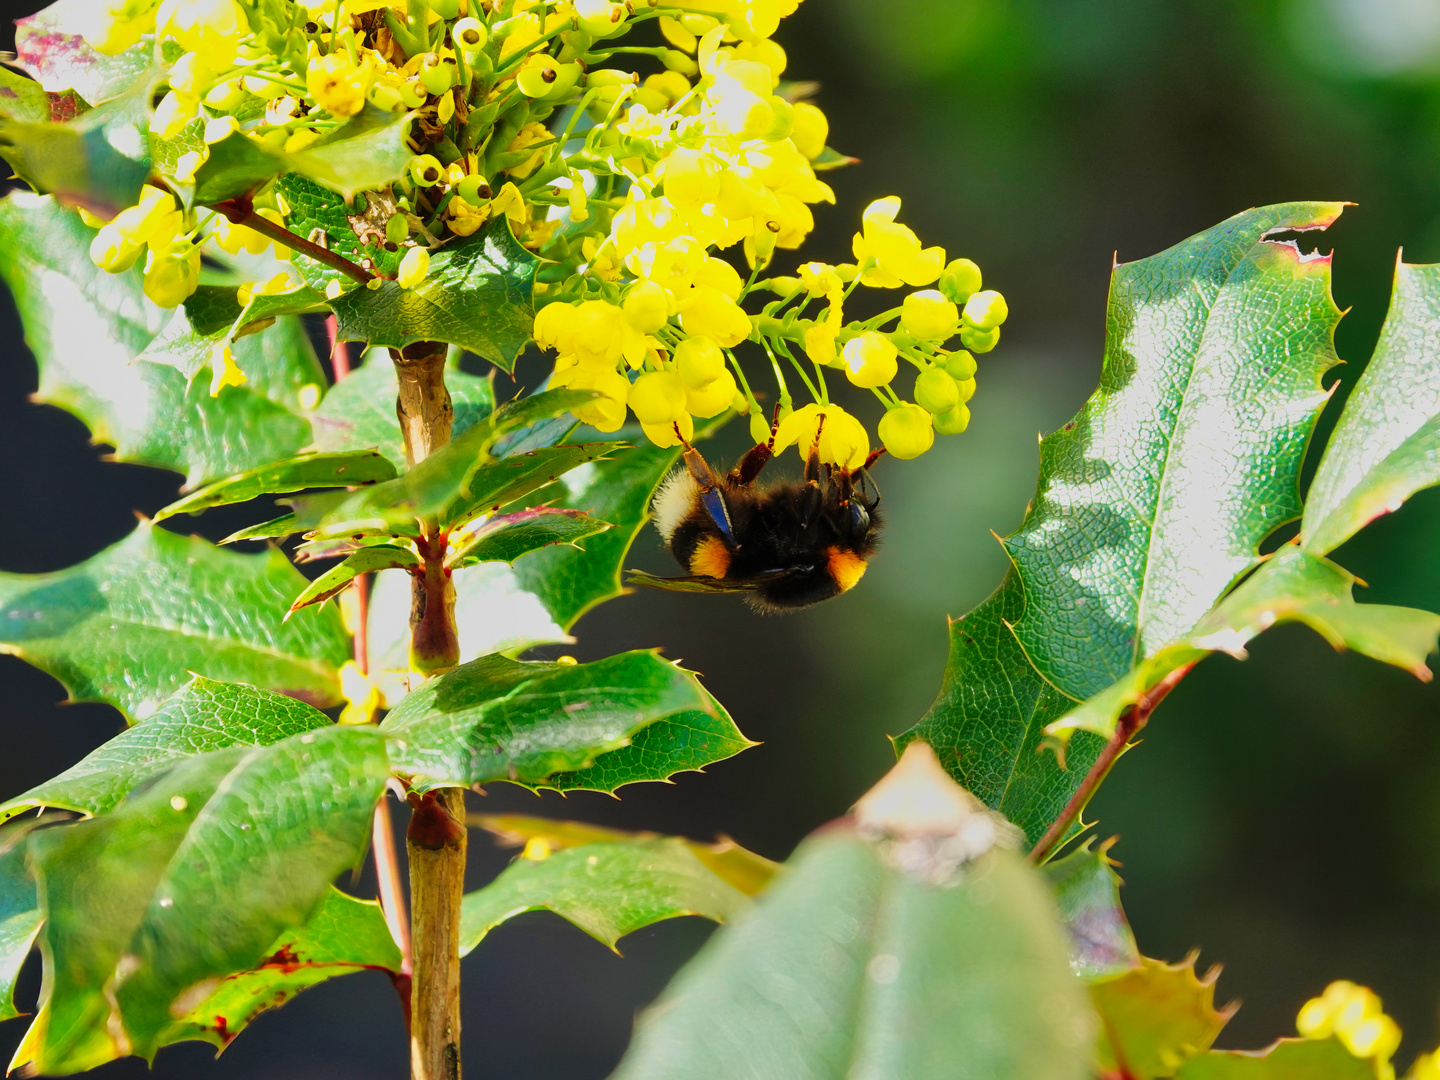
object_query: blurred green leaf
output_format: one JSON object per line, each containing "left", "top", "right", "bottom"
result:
{"left": 473, "top": 815, "right": 778, "bottom": 896}
{"left": 611, "top": 825, "right": 1091, "bottom": 1080}
{"left": 0, "top": 677, "right": 332, "bottom": 825}
{"left": 1304, "top": 261, "right": 1440, "bottom": 554}
{"left": 309, "top": 351, "right": 497, "bottom": 472}
{"left": 447, "top": 507, "right": 611, "bottom": 568}
{"left": 381, "top": 650, "right": 734, "bottom": 793}
{"left": 182, "top": 281, "right": 330, "bottom": 338}
{"left": 284, "top": 107, "right": 415, "bottom": 199}
{"left": 0, "top": 66, "right": 63, "bottom": 125}
{"left": 154, "top": 450, "right": 397, "bottom": 522}
{"left": 459, "top": 837, "right": 752, "bottom": 955}
{"left": 1005, "top": 203, "right": 1344, "bottom": 701}
{"left": 1091, "top": 955, "right": 1235, "bottom": 1080}
{"left": 27, "top": 727, "right": 388, "bottom": 1072}
{"left": 0, "top": 825, "right": 41, "bottom": 1024}
{"left": 896, "top": 576, "right": 1104, "bottom": 848}
{"left": 1042, "top": 839, "right": 1139, "bottom": 978}
{"left": 15, "top": 1, "right": 152, "bottom": 104}
{"left": 0, "top": 194, "right": 325, "bottom": 488}
{"left": 163, "top": 888, "right": 401, "bottom": 1052}
{"left": 187, "top": 130, "right": 285, "bottom": 207}
{"left": 288, "top": 544, "right": 419, "bottom": 613}
{"left": 330, "top": 218, "right": 541, "bottom": 371}
{"left": 0, "top": 523, "right": 350, "bottom": 721}
{"left": 1175, "top": 1038, "right": 1376, "bottom": 1079}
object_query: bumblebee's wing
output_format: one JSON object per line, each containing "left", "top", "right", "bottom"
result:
{"left": 625, "top": 568, "right": 797, "bottom": 594}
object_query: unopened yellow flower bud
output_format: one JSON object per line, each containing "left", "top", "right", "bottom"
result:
{"left": 629, "top": 371, "right": 688, "bottom": 425}
{"left": 914, "top": 367, "right": 960, "bottom": 414}
{"left": 879, "top": 403, "right": 934, "bottom": 459}
{"left": 933, "top": 403, "right": 971, "bottom": 435}
{"left": 623, "top": 281, "right": 670, "bottom": 334}
{"left": 89, "top": 224, "right": 144, "bottom": 273}
{"left": 679, "top": 286, "right": 751, "bottom": 347}
{"left": 964, "top": 289, "right": 1009, "bottom": 330}
{"left": 942, "top": 349, "right": 977, "bottom": 380}
{"left": 841, "top": 331, "right": 898, "bottom": 388}
{"left": 685, "top": 368, "right": 737, "bottom": 418}
{"left": 803, "top": 322, "right": 838, "bottom": 366}
{"left": 939, "top": 257, "right": 982, "bottom": 304}
{"left": 748, "top": 410, "right": 771, "bottom": 445}
{"left": 674, "top": 335, "right": 725, "bottom": 388}
{"left": 143, "top": 246, "right": 201, "bottom": 308}
{"left": 961, "top": 324, "right": 1000, "bottom": 353}
{"left": 397, "top": 246, "right": 430, "bottom": 289}
{"left": 901, "top": 289, "right": 960, "bottom": 341}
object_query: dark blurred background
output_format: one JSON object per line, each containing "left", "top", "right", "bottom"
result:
{"left": 7, "top": 0, "right": 1440, "bottom": 1075}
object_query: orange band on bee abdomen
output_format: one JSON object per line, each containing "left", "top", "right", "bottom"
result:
{"left": 689, "top": 536, "right": 732, "bottom": 579}
{"left": 826, "top": 547, "right": 868, "bottom": 593}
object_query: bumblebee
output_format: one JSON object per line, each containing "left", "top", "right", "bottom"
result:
{"left": 628, "top": 422, "right": 884, "bottom": 612}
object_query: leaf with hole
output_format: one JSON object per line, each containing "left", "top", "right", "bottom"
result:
{"left": 23, "top": 726, "right": 389, "bottom": 1072}
{"left": 0, "top": 677, "right": 333, "bottom": 825}
{"left": 0, "top": 523, "right": 350, "bottom": 721}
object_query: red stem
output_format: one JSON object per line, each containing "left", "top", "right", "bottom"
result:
{"left": 1027, "top": 664, "right": 1194, "bottom": 864}
{"left": 212, "top": 196, "right": 374, "bottom": 284}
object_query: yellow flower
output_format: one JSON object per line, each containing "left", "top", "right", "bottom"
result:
{"left": 155, "top": 0, "right": 248, "bottom": 68}
{"left": 1296, "top": 980, "right": 1402, "bottom": 1069}
{"left": 208, "top": 343, "right": 247, "bottom": 396}
{"left": 678, "top": 286, "right": 752, "bottom": 347}
{"left": 674, "top": 335, "right": 726, "bottom": 387}
{"left": 641, "top": 410, "right": 694, "bottom": 448}
{"left": 338, "top": 660, "right": 383, "bottom": 725}
{"left": 628, "top": 371, "right": 688, "bottom": 425}
{"left": 551, "top": 365, "right": 630, "bottom": 432}
{"left": 790, "top": 101, "right": 828, "bottom": 160}
{"left": 773, "top": 403, "right": 869, "bottom": 471}
{"left": 308, "top": 49, "right": 374, "bottom": 118}
{"left": 397, "top": 246, "right": 430, "bottom": 289}
{"left": 901, "top": 290, "right": 960, "bottom": 341}
{"left": 841, "top": 331, "right": 898, "bottom": 388}
{"left": 878, "top": 403, "right": 934, "bottom": 459}
{"left": 852, "top": 196, "right": 945, "bottom": 288}
{"left": 685, "top": 368, "right": 738, "bottom": 418}
{"left": 143, "top": 245, "right": 201, "bottom": 308}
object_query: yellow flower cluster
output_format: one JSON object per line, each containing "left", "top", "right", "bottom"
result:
{"left": 75, "top": 0, "right": 1006, "bottom": 456}
{"left": 1297, "top": 980, "right": 1402, "bottom": 1078}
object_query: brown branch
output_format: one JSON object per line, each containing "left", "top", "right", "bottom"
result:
{"left": 1027, "top": 664, "right": 1194, "bottom": 865}
{"left": 211, "top": 196, "right": 375, "bottom": 284}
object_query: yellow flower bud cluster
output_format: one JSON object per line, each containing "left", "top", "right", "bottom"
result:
{"left": 1296, "top": 981, "right": 1403, "bottom": 1077}
{"left": 87, "top": 185, "right": 209, "bottom": 309}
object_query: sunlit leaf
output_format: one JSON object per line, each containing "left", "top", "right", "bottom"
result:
{"left": 154, "top": 450, "right": 397, "bottom": 522}
{"left": 1091, "top": 954, "right": 1235, "bottom": 1080}
{"left": 1041, "top": 839, "right": 1139, "bottom": 978}
{"left": 15, "top": 0, "right": 152, "bottom": 105}
{"left": 447, "top": 507, "right": 610, "bottom": 567}
{"left": 288, "top": 544, "right": 419, "bottom": 614}
{"left": 0, "top": 523, "right": 350, "bottom": 721}
{"left": 0, "top": 825, "right": 41, "bottom": 1023}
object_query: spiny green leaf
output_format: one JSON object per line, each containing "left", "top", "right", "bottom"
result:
{"left": 182, "top": 281, "right": 330, "bottom": 338}
{"left": 1005, "top": 203, "right": 1344, "bottom": 701}
{"left": 1091, "top": 954, "right": 1235, "bottom": 1080}
{"left": 309, "top": 350, "right": 497, "bottom": 472}
{"left": 330, "top": 217, "right": 541, "bottom": 370}
{"left": 0, "top": 825, "right": 41, "bottom": 1024}
{"left": 162, "top": 888, "right": 401, "bottom": 1053}
{"left": 0, "top": 66, "right": 60, "bottom": 124}
{"left": 15, "top": 1, "right": 153, "bottom": 105}
{"left": 1042, "top": 839, "right": 1138, "bottom": 978}
{"left": 0, "top": 194, "right": 325, "bottom": 488}
{"left": 284, "top": 107, "right": 415, "bottom": 199}
{"left": 473, "top": 815, "right": 778, "bottom": 896}
{"left": 1175, "top": 1038, "right": 1377, "bottom": 1079}
{"left": 287, "top": 544, "right": 419, "bottom": 614}
{"left": 1304, "top": 261, "right": 1440, "bottom": 554}
{"left": 0, "top": 523, "right": 350, "bottom": 721}
{"left": 27, "top": 726, "right": 389, "bottom": 1072}
{"left": 187, "top": 129, "right": 285, "bottom": 207}
{"left": 611, "top": 823, "right": 1091, "bottom": 1080}
{"left": 1049, "top": 546, "right": 1440, "bottom": 743}
{"left": 447, "top": 507, "right": 611, "bottom": 568}
{"left": 896, "top": 575, "right": 1105, "bottom": 849}
{"left": 221, "top": 513, "right": 297, "bottom": 545}
{"left": 154, "top": 450, "right": 398, "bottom": 522}
{"left": 0, "top": 677, "right": 332, "bottom": 825}
{"left": 380, "top": 650, "right": 729, "bottom": 792}
{"left": 274, "top": 173, "right": 403, "bottom": 287}
{"left": 459, "top": 837, "right": 752, "bottom": 955}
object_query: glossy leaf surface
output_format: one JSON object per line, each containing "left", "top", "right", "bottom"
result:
{"left": 15, "top": 2, "right": 151, "bottom": 104}
{"left": 0, "top": 825, "right": 40, "bottom": 1023}
{"left": 459, "top": 838, "right": 751, "bottom": 955}
{"left": 0, "top": 678, "right": 332, "bottom": 824}
{"left": 381, "top": 651, "right": 734, "bottom": 792}
{"left": 1304, "top": 261, "right": 1440, "bottom": 554}
{"left": 1042, "top": 840, "right": 1139, "bottom": 978}
{"left": 447, "top": 507, "right": 611, "bottom": 568}
{"left": 27, "top": 727, "right": 388, "bottom": 1072}
{"left": 1005, "top": 203, "right": 1344, "bottom": 700}
{"left": 0, "top": 523, "right": 350, "bottom": 720}
{"left": 287, "top": 544, "right": 419, "bottom": 613}
{"left": 154, "top": 450, "right": 397, "bottom": 521}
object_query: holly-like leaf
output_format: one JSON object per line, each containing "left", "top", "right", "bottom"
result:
{"left": 1048, "top": 545, "right": 1440, "bottom": 743}
{"left": 182, "top": 281, "right": 330, "bottom": 338}
{"left": 896, "top": 576, "right": 1105, "bottom": 848}
{"left": 287, "top": 544, "right": 419, "bottom": 614}
{"left": 1042, "top": 839, "right": 1139, "bottom": 978}
{"left": 0, "top": 194, "right": 325, "bottom": 488}
{"left": 1175, "top": 1037, "right": 1376, "bottom": 1079}
{"left": 1091, "top": 954, "right": 1235, "bottom": 1080}
{"left": 611, "top": 748, "right": 1092, "bottom": 1080}
{"left": 380, "top": 650, "right": 734, "bottom": 793}
{"left": 0, "top": 825, "right": 41, "bottom": 1024}
{"left": 274, "top": 173, "right": 403, "bottom": 287}
{"left": 473, "top": 815, "right": 778, "bottom": 896}
{"left": 154, "top": 450, "right": 398, "bottom": 521}
{"left": 15, "top": 0, "right": 152, "bottom": 104}
{"left": 284, "top": 106, "right": 416, "bottom": 198}
{"left": 0, "top": 523, "right": 350, "bottom": 721}
{"left": 1304, "top": 261, "right": 1440, "bottom": 555}
{"left": 0, "top": 67, "right": 59, "bottom": 125}
{"left": 459, "top": 837, "right": 753, "bottom": 955}
{"left": 0, "top": 677, "right": 332, "bottom": 825}
{"left": 309, "top": 350, "right": 498, "bottom": 472}
{"left": 330, "top": 218, "right": 541, "bottom": 370}
{"left": 447, "top": 507, "right": 611, "bottom": 568}
{"left": 1005, "top": 203, "right": 1344, "bottom": 702}
{"left": 187, "top": 129, "right": 285, "bottom": 207}
{"left": 163, "top": 888, "right": 401, "bottom": 1052}
{"left": 25, "top": 726, "right": 389, "bottom": 1072}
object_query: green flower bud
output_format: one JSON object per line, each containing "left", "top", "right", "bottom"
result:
{"left": 913, "top": 367, "right": 960, "bottom": 414}
{"left": 942, "top": 349, "right": 977, "bottom": 380}
{"left": 453, "top": 18, "right": 487, "bottom": 52}
{"left": 960, "top": 324, "right": 1000, "bottom": 353}
{"left": 956, "top": 376, "right": 976, "bottom": 403}
{"left": 939, "top": 258, "right": 982, "bottom": 304}
{"left": 878, "top": 403, "right": 934, "bottom": 459}
{"left": 963, "top": 289, "right": 1008, "bottom": 330}
{"left": 749, "top": 410, "right": 771, "bottom": 445}
{"left": 385, "top": 213, "right": 410, "bottom": 246}
{"left": 933, "top": 403, "right": 971, "bottom": 435}
{"left": 663, "top": 49, "right": 699, "bottom": 76}
{"left": 408, "top": 154, "right": 444, "bottom": 187}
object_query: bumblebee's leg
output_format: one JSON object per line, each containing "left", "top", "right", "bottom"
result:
{"left": 729, "top": 405, "right": 780, "bottom": 486}
{"left": 803, "top": 413, "right": 827, "bottom": 486}
{"left": 859, "top": 447, "right": 886, "bottom": 473}
{"left": 675, "top": 424, "right": 736, "bottom": 544}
